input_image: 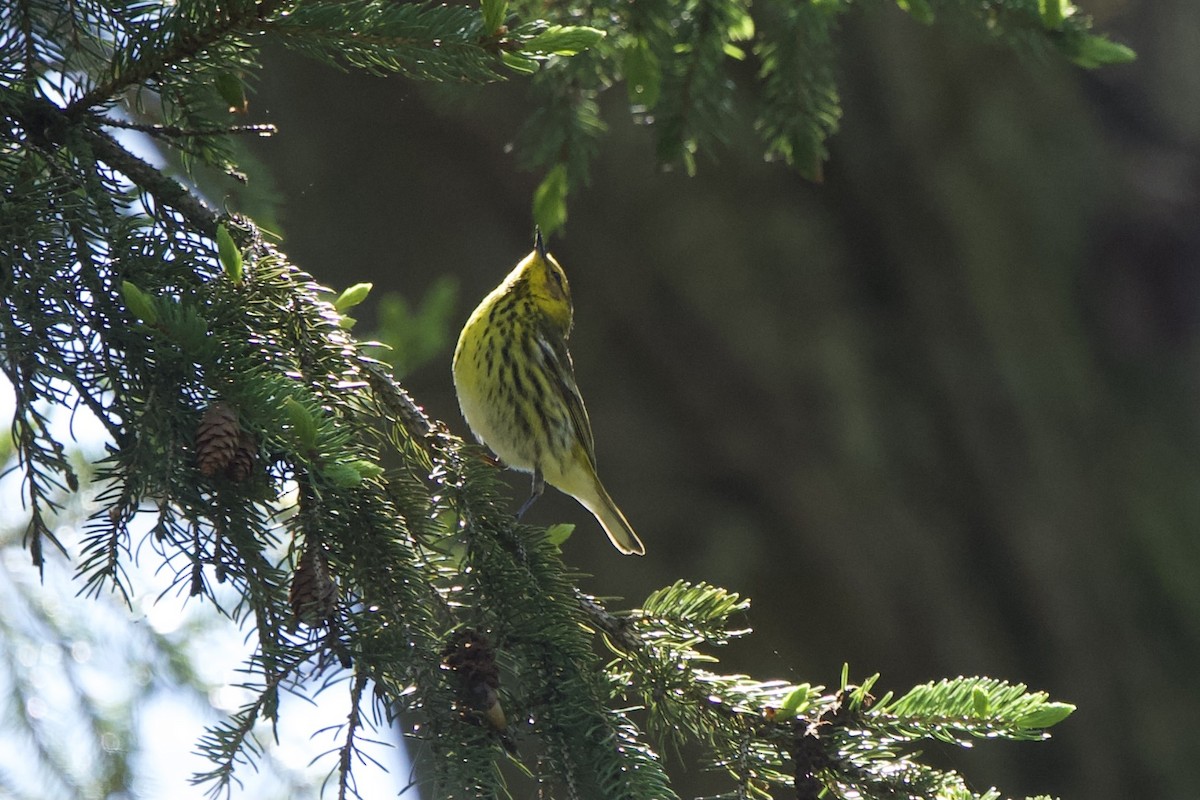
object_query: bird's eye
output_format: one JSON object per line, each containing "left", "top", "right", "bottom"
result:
{"left": 549, "top": 267, "right": 566, "bottom": 291}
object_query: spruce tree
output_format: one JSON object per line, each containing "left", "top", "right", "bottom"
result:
{"left": 0, "top": 0, "right": 1128, "bottom": 797}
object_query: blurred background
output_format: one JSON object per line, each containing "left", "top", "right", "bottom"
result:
{"left": 229, "top": 0, "right": 1197, "bottom": 797}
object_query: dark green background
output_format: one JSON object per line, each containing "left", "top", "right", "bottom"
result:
{"left": 243, "top": 0, "right": 1198, "bottom": 796}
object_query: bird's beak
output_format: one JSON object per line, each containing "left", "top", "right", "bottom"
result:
{"left": 534, "top": 228, "right": 547, "bottom": 259}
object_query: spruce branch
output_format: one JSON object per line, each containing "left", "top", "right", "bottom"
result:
{"left": 265, "top": 1, "right": 507, "bottom": 83}
{"left": 67, "top": 0, "right": 288, "bottom": 113}
{"left": 581, "top": 581, "right": 1074, "bottom": 799}
{"left": 192, "top": 666, "right": 290, "bottom": 795}
{"left": 100, "top": 116, "right": 278, "bottom": 139}
{"left": 362, "top": 360, "right": 437, "bottom": 446}
{"left": 330, "top": 672, "right": 373, "bottom": 800}
{"left": 81, "top": 121, "right": 222, "bottom": 236}
{"left": 753, "top": 0, "right": 842, "bottom": 179}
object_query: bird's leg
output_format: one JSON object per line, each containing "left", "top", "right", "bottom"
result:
{"left": 516, "top": 469, "right": 545, "bottom": 520}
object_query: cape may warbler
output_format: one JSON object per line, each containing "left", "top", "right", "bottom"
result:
{"left": 452, "top": 232, "right": 645, "bottom": 556}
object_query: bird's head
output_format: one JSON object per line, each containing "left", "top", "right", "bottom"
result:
{"left": 513, "top": 229, "right": 573, "bottom": 332}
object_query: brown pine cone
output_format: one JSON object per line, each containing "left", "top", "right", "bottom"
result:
{"left": 225, "top": 429, "right": 258, "bottom": 482}
{"left": 441, "top": 630, "right": 506, "bottom": 731}
{"left": 195, "top": 402, "right": 240, "bottom": 477}
{"left": 290, "top": 542, "right": 337, "bottom": 629}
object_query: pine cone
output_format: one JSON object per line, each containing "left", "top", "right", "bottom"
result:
{"left": 225, "top": 429, "right": 258, "bottom": 482}
{"left": 441, "top": 630, "right": 499, "bottom": 685}
{"left": 442, "top": 630, "right": 506, "bottom": 731}
{"left": 290, "top": 542, "right": 337, "bottom": 628}
{"left": 195, "top": 402, "right": 241, "bottom": 477}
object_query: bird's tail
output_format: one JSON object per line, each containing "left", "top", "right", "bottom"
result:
{"left": 582, "top": 479, "right": 645, "bottom": 556}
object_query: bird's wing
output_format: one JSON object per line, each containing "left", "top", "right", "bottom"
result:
{"left": 535, "top": 330, "right": 598, "bottom": 468}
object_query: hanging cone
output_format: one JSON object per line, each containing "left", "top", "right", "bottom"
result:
{"left": 290, "top": 541, "right": 337, "bottom": 628}
{"left": 225, "top": 429, "right": 258, "bottom": 482}
{"left": 441, "top": 630, "right": 506, "bottom": 732}
{"left": 196, "top": 402, "right": 241, "bottom": 477}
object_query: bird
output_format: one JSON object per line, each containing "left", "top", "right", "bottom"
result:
{"left": 452, "top": 231, "right": 645, "bottom": 555}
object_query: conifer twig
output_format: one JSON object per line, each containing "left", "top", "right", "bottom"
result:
{"left": 67, "top": 0, "right": 287, "bottom": 113}
{"left": 81, "top": 123, "right": 221, "bottom": 236}
{"left": 100, "top": 117, "right": 278, "bottom": 139}
{"left": 362, "top": 360, "right": 438, "bottom": 442}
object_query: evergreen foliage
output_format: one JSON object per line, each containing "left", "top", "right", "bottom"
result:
{"left": 0, "top": 0, "right": 1121, "bottom": 796}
